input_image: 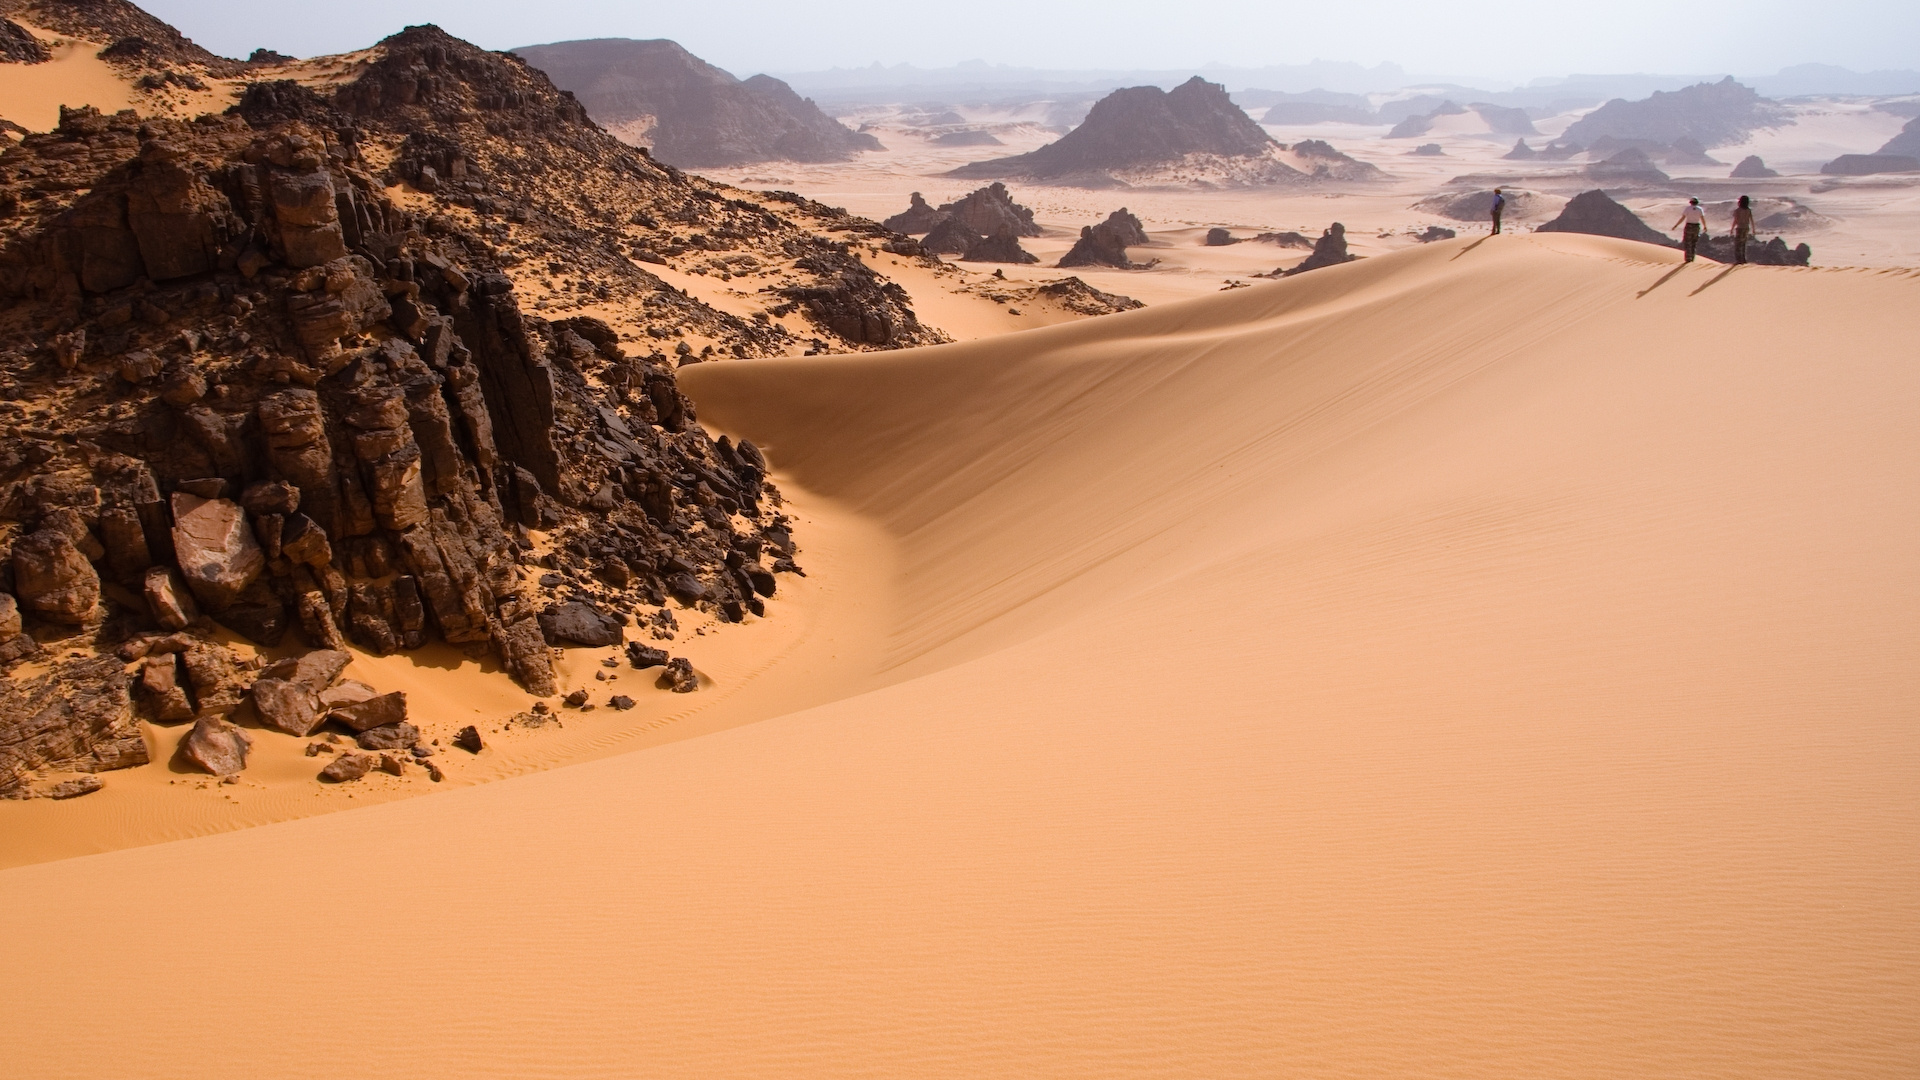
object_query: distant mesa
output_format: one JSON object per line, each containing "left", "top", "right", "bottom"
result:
{"left": 512, "top": 38, "right": 881, "bottom": 167}
{"left": 1819, "top": 153, "right": 1920, "bottom": 176}
{"left": 949, "top": 76, "right": 1316, "bottom": 188}
{"left": 0, "top": 18, "right": 50, "bottom": 63}
{"left": 1412, "top": 143, "right": 1444, "bottom": 156}
{"left": 1281, "top": 223, "right": 1356, "bottom": 276}
{"left": 1556, "top": 78, "right": 1784, "bottom": 150}
{"left": 1879, "top": 116, "right": 1920, "bottom": 157}
{"left": 962, "top": 227, "right": 1038, "bottom": 265}
{"left": 1535, "top": 190, "right": 1674, "bottom": 248}
{"left": 1586, "top": 147, "right": 1671, "bottom": 185}
{"left": 882, "top": 192, "right": 943, "bottom": 234}
{"left": 1730, "top": 155, "right": 1778, "bottom": 178}
{"left": 932, "top": 130, "right": 1003, "bottom": 147}
{"left": 1582, "top": 134, "right": 1719, "bottom": 167}
{"left": 1504, "top": 139, "right": 1538, "bottom": 160}
{"left": 1387, "top": 100, "right": 1467, "bottom": 139}
{"left": 1413, "top": 188, "right": 1556, "bottom": 223}
{"left": 1261, "top": 100, "right": 1376, "bottom": 126}
{"left": 1058, "top": 210, "right": 1149, "bottom": 269}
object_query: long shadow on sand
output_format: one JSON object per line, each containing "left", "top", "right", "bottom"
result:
{"left": 1449, "top": 236, "right": 1494, "bottom": 261}
{"left": 1689, "top": 266, "right": 1740, "bottom": 296}
{"left": 1636, "top": 265, "right": 1688, "bottom": 298}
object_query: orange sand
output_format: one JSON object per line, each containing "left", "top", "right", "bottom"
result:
{"left": 0, "top": 234, "right": 1915, "bottom": 1078}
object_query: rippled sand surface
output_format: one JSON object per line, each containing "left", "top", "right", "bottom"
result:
{"left": 2, "top": 235, "right": 1915, "bottom": 1078}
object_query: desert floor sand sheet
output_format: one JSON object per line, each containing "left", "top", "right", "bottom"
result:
{"left": 1, "top": 234, "right": 1916, "bottom": 1077}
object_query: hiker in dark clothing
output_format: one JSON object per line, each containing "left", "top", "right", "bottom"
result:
{"left": 1731, "top": 195, "right": 1756, "bottom": 264}
{"left": 1672, "top": 197, "right": 1707, "bottom": 262}
{"left": 1490, "top": 188, "right": 1505, "bottom": 234}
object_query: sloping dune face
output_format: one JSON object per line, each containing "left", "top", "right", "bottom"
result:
{"left": 3, "top": 235, "right": 1916, "bottom": 1078}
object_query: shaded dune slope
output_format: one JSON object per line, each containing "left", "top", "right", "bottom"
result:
{"left": 2, "top": 235, "right": 1916, "bottom": 1079}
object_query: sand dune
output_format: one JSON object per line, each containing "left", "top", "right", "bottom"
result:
{"left": 2, "top": 234, "right": 1915, "bottom": 1078}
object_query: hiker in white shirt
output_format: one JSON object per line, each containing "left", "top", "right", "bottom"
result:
{"left": 1672, "top": 198, "right": 1708, "bottom": 262}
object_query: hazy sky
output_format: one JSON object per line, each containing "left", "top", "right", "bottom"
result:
{"left": 144, "top": 0, "right": 1918, "bottom": 83}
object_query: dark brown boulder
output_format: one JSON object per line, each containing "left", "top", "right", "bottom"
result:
{"left": 11, "top": 527, "right": 99, "bottom": 626}
{"left": 140, "top": 653, "right": 195, "bottom": 722}
{"left": 453, "top": 725, "right": 484, "bottom": 753}
{"left": 258, "top": 649, "right": 352, "bottom": 693}
{"left": 250, "top": 677, "right": 325, "bottom": 736}
{"left": 170, "top": 494, "right": 265, "bottom": 612}
{"left": 538, "top": 600, "right": 623, "bottom": 647}
{"left": 329, "top": 691, "right": 407, "bottom": 732}
{"left": 179, "top": 716, "right": 250, "bottom": 775}
{"left": 356, "top": 722, "right": 420, "bottom": 750}
{"left": 319, "top": 752, "right": 373, "bottom": 782}
{"left": 625, "top": 641, "right": 669, "bottom": 669}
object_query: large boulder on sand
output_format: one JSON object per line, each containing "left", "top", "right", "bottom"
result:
{"left": 178, "top": 715, "right": 250, "bottom": 775}
{"left": 10, "top": 528, "right": 100, "bottom": 625}
{"left": 250, "top": 677, "right": 326, "bottom": 736}
{"left": 538, "top": 601, "right": 624, "bottom": 647}
{"left": 257, "top": 648, "right": 352, "bottom": 693}
{"left": 328, "top": 691, "right": 407, "bottom": 732}
{"left": 170, "top": 493, "right": 264, "bottom": 611}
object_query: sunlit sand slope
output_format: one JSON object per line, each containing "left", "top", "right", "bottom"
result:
{"left": 2, "top": 234, "right": 1915, "bottom": 1079}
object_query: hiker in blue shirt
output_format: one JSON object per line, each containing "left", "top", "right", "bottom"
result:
{"left": 1490, "top": 188, "right": 1506, "bottom": 235}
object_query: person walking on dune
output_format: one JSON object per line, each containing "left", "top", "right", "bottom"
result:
{"left": 1731, "top": 195, "right": 1756, "bottom": 264}
{"left": 1673, "top": 197, "right": 1708, "bottom": 262}
{"left": 1490, "top": 188, "right": 1506, "bottom": 235}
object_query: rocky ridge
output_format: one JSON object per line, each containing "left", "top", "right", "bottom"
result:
{"left": 0, "top": 16, "right": 936, "bottom": 796}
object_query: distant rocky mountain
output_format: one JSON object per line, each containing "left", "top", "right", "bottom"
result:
{"left": 1556, "top": 78, "right": 1784, "bottom": 150}
{"left": 949, "top": 77, "right": 1309, "bottom": 188}
{"left": 1819, "top": 153, "right": 1920, "bottom": 176}
{"left": 1535, "top": 190, "right": 1674, "bottom": 247}
{"left": 512, "top": 38, "right": 881, "bottom": 168}
{"left": 1730, "top": 155, "right": 1778, "bottom": 178}
{"left": 1586, "top": 148, "right": 1671, "bottom": 184}
{"left": 1284, "top": 139, "right": 1386, "bottom": 180}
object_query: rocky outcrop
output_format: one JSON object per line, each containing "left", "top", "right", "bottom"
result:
{"left": 1057, "top": 210, "right": 1147, "bottom": 269}
{"left": 1535, "top": 190, "right": 1675, "bottom": 247}
{"left": 0, "top": 655, "right": 144, "bottom": 796}
{"left": 937, "top": 183, "right": 1040, "bottom": 238}
{"left": 962, "top": 227, "right": 1038, "bottom": 265}
{"left": 1879, "top": 117, "right": 1920, "bottom": 158}
{"left": 951, "top": 77, "right": 1304, "bottom": 188}
{"left": 1697, "top": 234, "right": 1812, "bottom": 265}
{"left": 1282, "top": 223, "right": 1355, "bottom": 276}
{"left": 1730, "top": 155, "right": 1778, "bottom": 178}
{"left": 1586, "top": 147, "right": 1671, "bottom": 184}
{"left": 512, "top": 38, "right": 880, "bottom": 167}
{"left": 0, "top": 17, "right": 48, "bottom": 63}
{"left": 882, "top": 192, "right": 942, "bottom": 234}
{"left": 1504, "top": 140, "right": 1538, "bottom": 160}
{"left": 10, "top": 527, "right": 100, "bottom": 625}
{"left": 920, "top": 216, "right": 981, "bottom": 256}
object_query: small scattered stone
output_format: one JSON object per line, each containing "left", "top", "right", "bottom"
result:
{"left": 410, "top": 744, "right": 434, "bottom": 758}
{"left": 608, "top": 695, "right": 635, "bottom": 710}
{"left": 531, "top": 701, "right": 550, "bottom": 713}
{"left": 564, "top": 689, "right": 589, "bottom": 707}
{"left": 378, "top": 753, "right": 407, "bottom": 776}
{"left": 453, "top": 725, "right": 483, "bottom": 753}
{"left": 426, "top": 762, "right": 445, "bottom": 782}
{"left": 625, "top": 642, "right": 668, "bottom": 669}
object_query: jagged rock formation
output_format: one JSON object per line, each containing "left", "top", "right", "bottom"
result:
{"left": 919, "top": 215, "right": 979, "bottom": 256}
{"left": 0, "top": 16, "right": 48, "bottom": 63}
{"left": 510, "top": 38, "right": 880, "bottom": 167}
{"left": 1880, "top": 116, "right": 1920, "bottom": 158}
{"left": 961, "top": 227, "right": 1037, "bottom": 265}
{"left": 0, "top": 19, "right": 929, "bottom": 792}
{"left": 1587, "top": 147, "right": 1671, "bottom": 184}
{"left": 1058, "top": 209, "right": 1148, "bottom": 268}
{"left": 1730, "top": 155, "right": 1778, "bottom": 178}
{"left": 1820, "top": 153, "right": 1920, "bottom": 176}
{"left": 949, "top": 77, "right": 1305, "bottom": 188}
{"left": 1504, "top": 140, "right": 1537, "bottom": 160}
{"left": 1281, "top": 223, "right": 1355, "bottom": 276}
{"left": 1387, "top": 101, "right": 1466, "bottom": 138}
{"left": 1534, "top": 190, "right": 1674, "bottom": 247}
{"left": 882, "top": 192, "right": 942, "bottom": 234}
{"left": 1557, "top": 78, "right": 1785, "bottom": 151}
{"left": 937, "top": 182, "right": 1040, "bottom": 238}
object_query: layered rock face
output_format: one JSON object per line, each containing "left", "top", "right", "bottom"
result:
{"left": 0, "top": 21, "right": 901, "bottom": 794}
{"left": 949, "top": 77, "right": 1309, "bottom": 188}
{"left": 511, "top": 38, "right": 881, "bottom": 167}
